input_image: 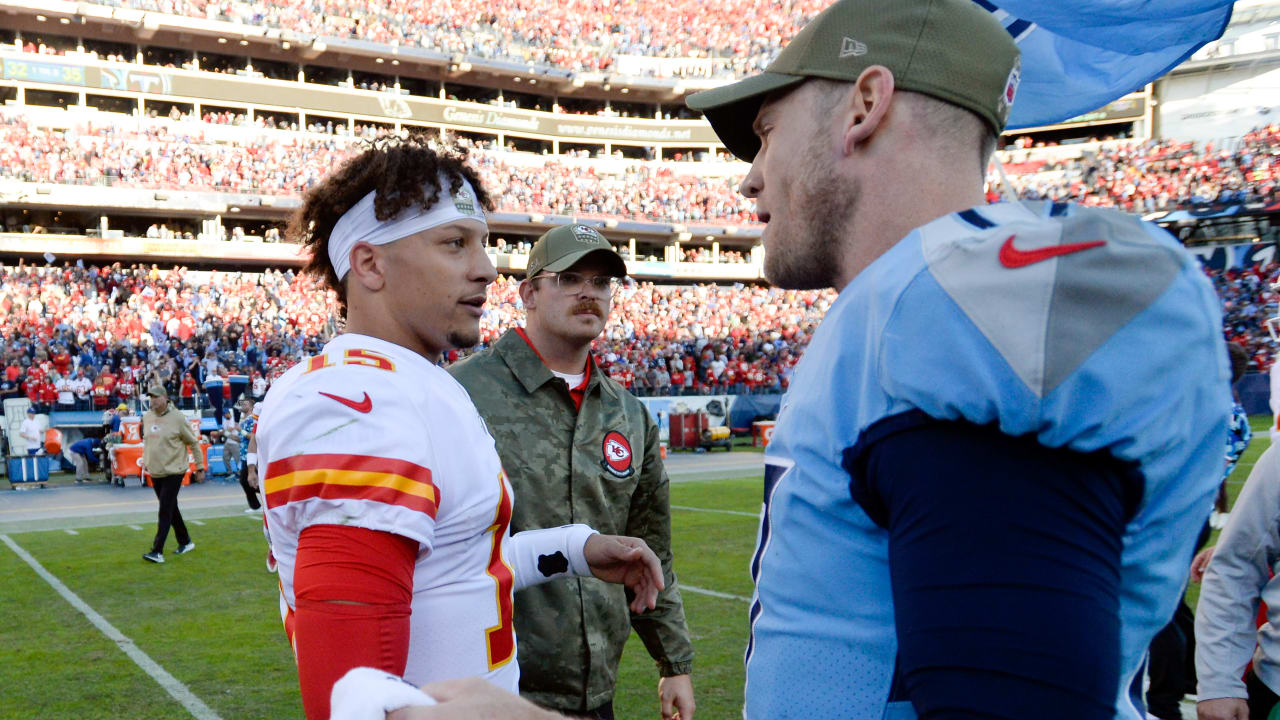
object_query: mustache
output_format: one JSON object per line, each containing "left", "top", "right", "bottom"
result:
{"left": 571, "top": 302, "right": 604, "bottom": 318}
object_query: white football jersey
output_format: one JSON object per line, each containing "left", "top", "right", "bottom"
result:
{"left": 257, "top": 332, "right": 520, "bottom": 690}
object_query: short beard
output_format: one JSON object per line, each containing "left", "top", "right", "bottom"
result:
{"left": 447, "top": 327, "right": 480, "bottom": 351}
{"left": 763, "top": 138, "right": 855, "bottom": 290}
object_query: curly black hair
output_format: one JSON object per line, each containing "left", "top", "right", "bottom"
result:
{"left": 288, "top": 134, "right": 495, "bottom": 317}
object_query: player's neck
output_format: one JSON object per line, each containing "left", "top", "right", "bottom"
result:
{"left": 521, "top": 323, "right": 590, "bottom": 375}
{"left": 343, "top": 309, "right": 443, "bottom": 364}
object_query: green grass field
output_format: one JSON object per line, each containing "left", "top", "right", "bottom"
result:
{"left": 1, "top": 421, "right": 1270, "bottom": 720}
{"left": 0, "top": 474, "right": 763, "bottom": 719}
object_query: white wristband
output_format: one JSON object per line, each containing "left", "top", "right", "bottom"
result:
{"left": 330, "top": 667, "right": 435, "bottom": 720}
{"left": 509, "top": 524, "right": 597, "bottom": 591}
{"left": 245, "top": 452, "right": 257, "bottom": 466}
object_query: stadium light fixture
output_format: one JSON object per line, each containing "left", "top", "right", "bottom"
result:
{"left": 281, "top": 41, "right": 291, "bottom": 50}
{"left": 513, "top": 77, "right": 522, "bottom": 82}
{"left": 35, "top": 14, "right": 46, "bottom": 21}
{"left": 60, "top": 17, "right": 71, "bottom": 24}
{"left": 218, "top": 37, "right": 227, "bottom": 44}
{"left": 391, "top": 59, "right": 399, "bottom": 65}
{"left": 239, "top": 39, "right": 249, "bottom": 46}
{"left": 621, "top": 88, "right": 629, "bottom": 93}
{"left": 376, "top": 57, "right": 384, "bottom": 63}
{"left": 529, "top": 79, "right": 536, "bottom": 84}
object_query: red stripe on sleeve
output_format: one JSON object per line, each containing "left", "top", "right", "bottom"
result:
{"left": 266, "top": 480, "right": 439, "bottom": 518}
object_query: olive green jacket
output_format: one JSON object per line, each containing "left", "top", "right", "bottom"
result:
{"left": 449, "top": 330, "right": 693, "bottom": 712}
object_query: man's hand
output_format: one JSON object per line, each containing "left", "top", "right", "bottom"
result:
{"left": 386, "top": 677, "right": 563, "bottom": 720}
{"left": 659, "top": 674, "right": 695, "bottom": 720}
{"left": 246, "top": 465, "right": 259, "bottom": 490}
{"left": 1198, "top": 697, "right": 1248, "bottom": 720}
{"left": 193, "top": 469, "right": 205, "bottom": 483}
{"left": 1191, "top": 546, "right": 1216, "bottom": 583}
{"left": 583, "top": 534, "right": 665, "bottom": 613}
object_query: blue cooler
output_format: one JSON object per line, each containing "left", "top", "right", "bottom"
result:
{"left": 8, "top": 455, "right": 51, "bottom": 488}
{"left": 207, "top": 444, "right": 228, "bottom": 477}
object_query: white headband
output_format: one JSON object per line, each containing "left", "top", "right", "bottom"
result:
{"left": 328, "top": 174, "right": 487, "bottom": 280}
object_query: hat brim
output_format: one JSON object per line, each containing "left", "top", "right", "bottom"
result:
{"left": 686, "top": 72, "right": 807, "bottom": 161}
{"left": 541, "top": 248, "right": 629, "bottom": 278}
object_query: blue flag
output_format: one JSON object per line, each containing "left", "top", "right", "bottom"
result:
{"left": 974, "top": 0, "right": 1235, "bottom": 129}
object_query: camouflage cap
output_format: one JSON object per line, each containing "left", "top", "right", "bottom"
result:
{"left": 686, "top": 0, "right": 1021, "bottom": 161}
{"left": 526, "top": 224, "right": 628, "bottom": 279}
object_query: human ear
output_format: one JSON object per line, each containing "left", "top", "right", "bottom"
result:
{"left": 347, "top": 242, "right": 387, "bottom": 292}
{"left": 842, "top": 66, "right": 896, "bottom": 154}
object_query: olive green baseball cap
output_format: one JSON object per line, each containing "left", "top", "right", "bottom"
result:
{"left": 686, "top": 0, "right": 1021, "bottom": 161}
{"left": 526, "top": 224, "right": 628, "bottom": 279}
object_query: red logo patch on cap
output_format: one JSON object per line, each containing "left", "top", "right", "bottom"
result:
{"left": 601, "top": 431, "right": 634, "bottom": 478}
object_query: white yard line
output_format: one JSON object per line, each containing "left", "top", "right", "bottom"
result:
{"left": 0, "top": 534, "right": 223, "bottom": 720}
{"left": 682, "top": 584, "right": 751, "bottom": 603}
{"left": 190, "top": 520, "right": 205, "bottom": 526}
{"left": 128, "top": 525, "right": 143, "bottom": 531}
{"left": 671, "top": 504, "right": 759, "bottom": 518}
{"left": 64, "top": 529, "right": 78, "bottom": 535}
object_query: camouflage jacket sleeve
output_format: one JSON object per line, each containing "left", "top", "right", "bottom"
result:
{"left": 626, "top": 408, "right": 694, "bottom": 677}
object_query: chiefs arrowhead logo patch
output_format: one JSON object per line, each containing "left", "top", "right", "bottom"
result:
{"left": 601, "top": 430, "right": 635, "bottom": 478}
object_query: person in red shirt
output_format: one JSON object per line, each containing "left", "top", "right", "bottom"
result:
{"left": 670, "top": 368, "right": 686, "bottom": 395}
{"left": 100, "top": 368, "right": 117, "bottom": 395}
{"left": 91, "top": 378, "right": 111, "bottom": 409}
{"left": 39, "top": 376, "right": 58, "bottom": 412}
{"left": 117, "top": 376, "right": 137, "bottom": 410}
{"left": 179, "top": 372, "right": 196, "bottom": 410}
{"left": 51, "top": 347, "right": 72, "bottom": 376}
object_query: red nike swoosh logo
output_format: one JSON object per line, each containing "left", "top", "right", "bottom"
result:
{"left": 998, "top": 235, "right": 1105, "bottom": 268}
{"left": 318, "top": 391, "right": 372, "bottom": 413}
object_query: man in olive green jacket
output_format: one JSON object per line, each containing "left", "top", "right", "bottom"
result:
{"left": 450, "top": 225, "right": 694, "bottom": 720}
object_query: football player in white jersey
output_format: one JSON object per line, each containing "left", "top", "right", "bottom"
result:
{"left": 257, "top": 137, "right": 664, "bottom": 720}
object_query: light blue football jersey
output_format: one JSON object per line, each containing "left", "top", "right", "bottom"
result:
{"left": 745, "top": 201, "right": 1229, "bottom": 720}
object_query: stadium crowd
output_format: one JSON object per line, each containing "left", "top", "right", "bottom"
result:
{"left": 0, "top": 249, "right": 1277, "bottom": 419}
{"left": 0, "top": 261, "right": 829, "bottom": 420}
{"left": 5, "top": 107, "right": 1280, "bottom": 228}
{"left": 1211, "top": 263, "right": 1280, "bottom": 373}
{"left": 0, "top": 112, "right": 755, "bottom": 225}
{"left": 80, "top": 0, "right": 828, "bottom": 78}
{"left": 998, "top": 123, "right": 1280, "bottom": 213}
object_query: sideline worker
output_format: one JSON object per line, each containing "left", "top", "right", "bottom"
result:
{"left": 141, "top": 384, "right": 204, "bottom": 563}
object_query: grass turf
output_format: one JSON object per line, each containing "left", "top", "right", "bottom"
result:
{"left": 6, "top": 418, "right": 1265, "bottom": 720}
{"left": 1, "top": 473, "right": 763, "bottom": 719}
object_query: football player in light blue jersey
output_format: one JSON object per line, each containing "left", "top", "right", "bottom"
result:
{"left": 687, "top": 1, "right": 1230, "bottom": 718}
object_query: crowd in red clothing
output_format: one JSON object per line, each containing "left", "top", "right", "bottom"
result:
{"left": 0, "top": 261, "right": 831, "bottom": 410}
{"left": 0, "top": 262, "right": 335, "bottom": 413}
{"left": 79, "top": 0, "right": 828, "bottom": 78}
{"left": 3, "top": 249, "right": 1279, "bottom": 409}
{"left": 998, "top": 124, "right": 1280, "bottom": 214}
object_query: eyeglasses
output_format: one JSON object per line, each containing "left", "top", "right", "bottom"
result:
{"left": 534, "top": 271, "right": 623, "bottom": 295}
